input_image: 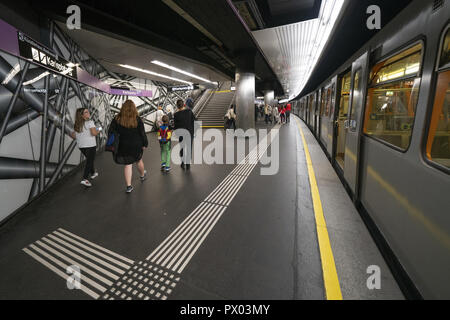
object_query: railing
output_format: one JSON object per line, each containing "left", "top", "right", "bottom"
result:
{"left": 193, "top": 89, "right": 215, "bottom": 117}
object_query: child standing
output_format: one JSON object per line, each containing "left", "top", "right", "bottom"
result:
{"left": 158, "top": 115, "right": 172, "bottom": 172}
{"left": 72, "top": 108, "right": 100, "bottom": 187}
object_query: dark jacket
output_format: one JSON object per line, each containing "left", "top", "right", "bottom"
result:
{"left": 174, "top": 108, "right": 196, "bottom": 137}
{"left": 109, "top": 117, "right": 148, "bottom": 165}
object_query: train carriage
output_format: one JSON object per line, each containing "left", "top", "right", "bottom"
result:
{"left": 295, "top": 0, "right": 450, "bottom": 299}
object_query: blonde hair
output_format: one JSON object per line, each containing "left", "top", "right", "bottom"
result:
{"left": 116, "top": 100, "right": 138, "bottom": 128}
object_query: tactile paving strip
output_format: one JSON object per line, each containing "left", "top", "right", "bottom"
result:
{"left": 101, "top": 261, "right": 180, "bottom": 300}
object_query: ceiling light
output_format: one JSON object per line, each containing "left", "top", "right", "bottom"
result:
{"left": 2, "top": 63, "right": 21, "bottom": 85}
{"left": 119, "top": 64, "right": 193, "bottom": 85}
{"left": 151, "top": 60, "right": 213, "bottom": 84}
{"left": 23, "top": 71, "right": 50, "bottom": 86}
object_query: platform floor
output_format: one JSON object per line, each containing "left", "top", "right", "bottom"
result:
{"left": 0, "top": 116, "right": 403, "bottom": 300}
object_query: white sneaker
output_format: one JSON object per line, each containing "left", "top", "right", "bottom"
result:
{"left": 81, "top": 180, "right": 92, "bottom": 187}
{"left": 90, "top": 172, "right": 99, "bottom": 179}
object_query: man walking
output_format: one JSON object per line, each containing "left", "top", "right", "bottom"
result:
{"left": 174, "top": 99, "right": 196, "bottom": 170}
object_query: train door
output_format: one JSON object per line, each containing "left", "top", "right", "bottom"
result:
{"left": 314, "top": 91, "right": 320, "bottom": 136}
{"left": 305, "top": 96, "right": 309, "bottom": 125}
{"left": 308, "top": 94, "right": 314, "bottom": 128}
{"left": 343, "top": 52, "right": 369, "bottom": 197}
{"left": 318, "top": 88, "right": 325, "bottom": 141}
{"left": 326, "top": 77, "right": 337, "bottom": 157}
{"left": 333, "top": 71, "right": 351, "bottom": 170}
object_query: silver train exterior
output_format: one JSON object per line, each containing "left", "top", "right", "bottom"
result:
{"left": 293, "top": 0, "right": 450, "bottom": 299}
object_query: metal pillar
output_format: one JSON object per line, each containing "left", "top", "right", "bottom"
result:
{"left": 235, "top": 69, "right": 255, "bottom": 131}
{"left": 0, "top": 62, "right": 30, "bottom": 145}
{"left": 39, "top": 75, "right": 50, "bottom": 193}
{"left": 264, "top": 90, "right": 275, "bottom": 107}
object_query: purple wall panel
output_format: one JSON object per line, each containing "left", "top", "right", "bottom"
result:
{"left": 0, "top": 19, "right": 19, "bottom": 56}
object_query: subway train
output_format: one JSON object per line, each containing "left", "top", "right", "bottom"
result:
{"left": 292, "top": 0, "right": 449, "bottom": 299}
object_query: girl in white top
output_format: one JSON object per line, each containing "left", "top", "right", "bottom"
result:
{"left": 71, "top": 108, "right": 100, "bottom": 187}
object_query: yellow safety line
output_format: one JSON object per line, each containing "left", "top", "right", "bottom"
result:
{"left": 295, "top": 118, "right": 343, "bottom": 300}
{"left": 215, "top": 90, "right": 232, "bottom": 93}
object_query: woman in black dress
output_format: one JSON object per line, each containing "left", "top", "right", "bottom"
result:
{"left": 109, "top": 100, "right": 148, "bottom": 193}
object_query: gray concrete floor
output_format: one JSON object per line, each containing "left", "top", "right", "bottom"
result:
{"left": 0, "top": 117, "right": 403, "bottom": 300}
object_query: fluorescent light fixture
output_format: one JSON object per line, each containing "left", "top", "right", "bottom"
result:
{"left": 279, "top": 99, "right": 289, "bottom": 104}
{"left": 252, "top": 0, "right": 345, "bottom": 100}
{"left": 23, "top": 71, "right": 50, "bottom": 86}
{"left": 151, "top": 60, "right": 213, "bottom": 84}
{"left": 119, "top": 64, "right": 193, "bottom": 85}
{"left": 2, "top": 63, "right": 20, "bottom": 85}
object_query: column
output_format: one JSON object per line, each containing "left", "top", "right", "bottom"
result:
{"left": 235, "top": 69, "right": 255, "bottom": 131}
{"left": 264, "top": 90, "right": 274, "bottom": 107}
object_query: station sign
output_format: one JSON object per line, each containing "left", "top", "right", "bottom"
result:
{"left": 168, "top": 84, "right": 199, "bottom": 92}
{"left": 17, "top": 31, "right": 78, "bottom": 79}
{"left": 110, "top": 86, "right": 153, "bottom": 97}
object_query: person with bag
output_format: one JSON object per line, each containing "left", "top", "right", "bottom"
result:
{"left": 158, "top": 115, "right": 173, "bottom": 172}
{"left": 109, "top": 100, "right": 148, "bottom": 193}
{"left": 71, "top": 108, "right": 101, "bottom": 187}
{"left": 224, "top": 105, "right": 237, "bottom": 130}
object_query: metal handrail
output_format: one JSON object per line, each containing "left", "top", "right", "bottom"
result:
{"left": 194, "top": 89, "right": 215, "bottom": 117}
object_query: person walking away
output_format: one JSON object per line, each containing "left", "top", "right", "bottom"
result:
{"left": 158, "top": 115, "right": 172, "bottom": 172}
{"left": 280, "top": 107, "right": 286, "bottom": 124}
{"left": 264, "top": 104, "right": 271, "bottom": 124}
{"left": 174, "top": 99, "right": 196, "bottom": 170}
{"left": 109, "top": 100, "right": 148, "bottom": 193}
{"left": 72, "top": 108, "right": 100, "bottom": 187}
{"left": 186, "top": 95, "right": 194, "bottom": 110}
{"left": 225, "top": 105, "right": 237, "bottom": 130}
{"left": 286, "top": 103, "right": 292, "bottom": 123}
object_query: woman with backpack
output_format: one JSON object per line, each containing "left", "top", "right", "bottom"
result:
{"left": 109, "top": 100, "right": 148, "bottom": 193}
{"left": 72, "top": 108, "right": 101, "bottom": 187}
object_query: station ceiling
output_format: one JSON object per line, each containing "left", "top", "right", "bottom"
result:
{"left": 28, "top": 0, "right": 413, "bottom": 98}
{"left": 297, "top": 0, "right": 413, "bottom": 98}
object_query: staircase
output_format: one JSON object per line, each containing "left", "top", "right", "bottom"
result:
{"left": 197, "top": 89, "right": 235, "bottom": 128}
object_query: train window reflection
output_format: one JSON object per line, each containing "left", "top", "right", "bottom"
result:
{"left": 364, "top": 43, "right": 423, "bottom": 150}
{"left": 427, "top": 71, "right": 450, "bottom": 169}
{"left": 349, "top": 70, "right": 361, "bottom": 129}
{"left": 439, "top": 29, "right": 450, "bottom": 69}
{"left": 371, "top": 43, "right": 422, "bottom": 84}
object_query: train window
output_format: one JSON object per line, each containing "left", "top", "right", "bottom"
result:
{"left": 320, "top": 89, "right": 326, "bottom": 116}
{"left": 364, "top": 43, "right": 423, "bottom": 150}
{"left": 439, "top": 29, "right": 450, "bottom": 69}
{"left": 426, "top": 29, "right": 450, "bottom": 170}
{"left": 371, "top": 43, "right": 422, "bottom": 84}
{"left": 349, "top": 70, "right": 362, "bottom": 130}
{"left": 339, "top": 72, "right": 351, "bottom": 118}
{"left": 326, "top": 85, "right": 335, "bottom": 117}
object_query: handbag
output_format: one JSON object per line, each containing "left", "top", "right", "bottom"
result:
{"left": 105, "top": 120, "right": 120, "bottom": 154}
